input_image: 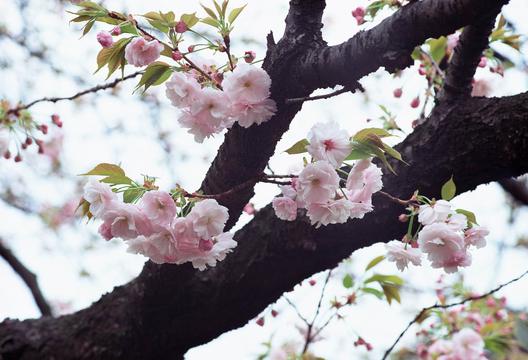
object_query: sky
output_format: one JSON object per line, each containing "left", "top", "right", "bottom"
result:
{"left": 0, "top": 0, "right": 528, "bottom": 359}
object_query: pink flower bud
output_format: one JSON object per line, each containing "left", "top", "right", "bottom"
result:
{"left": 398, "top": 214, "right": 408, "bottom": 222}
{"left": 3, "top": 150, "right": 10, "bottom": 159}
{"left": 478, "top": 57, "right": 487, "bottom": 68}
{"left": 410, "top": 97, "right": 420, "bottom": 108}
{"left": 14, "top": 154, "right": 22, "bottom": 162}
{"left": 97, "top": 31, "right": 114, "bottom": 48}
{"left": 418, "top": 67, "right": 426, "bottom": 76}
{"left": 25, "top": 137, "right": 33, "bottom": 145}
{"left": 111, "top": 26, "right": 121, "bottom": 36}
{"left": 352, "top": 7, "right": 365, "bottom": 18}
{"left": 243, "top": 202, "right": 255, "bottom": 215}
{"left": 171, "top": 50, "right": 183, "bottom": 61}
{"left": 256, "top": 317, "right": 265, "bottom": 326}
{"left": 21, "top": 143, "right": 28, "bottom": 150}
{"left": 187, "top": 45, "right": 195, "bottom": 53}
{"left": 271, "top": 309, "right": 278, "bottom": 317}
{"left": 39, "top": 124, "right": 48, "bottom": 135}
{"left": 175, "top": 21, "right": 188, "bottom": 33}
{"left": 366, "top": 343, "right": 373, "bottom": 351}
{"left": 51, "top": 114, "right": 63, "bottom": 127}
{"left": 308, "top": 279, "right": 316, "bottom": 286}
{"left": 244, "top": 51, "right": 256, "bottom": 63}
{"left": 393, "top": 88, "right": 403, "bottom": 98}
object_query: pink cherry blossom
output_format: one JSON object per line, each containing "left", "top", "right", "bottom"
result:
{"left": 385, "top": 240, "right": 422, "bottom": 271}
{"left": 124, "top": 37, "right": 163, "bottom": 67}
{"left": 428, "top": 339, "right": 453, "bottom": 359}
{"left": 306, "top": 198, "right": 353, "bottom": 227}
{"left": 296, "top": 161, "right": 340, "bottom": 205}
{"left": 187, "top": 199, "right": 229, "bottom": 239}
{"left": 418, "top": 200, "right": 452, "bottom": 225}
{"left": 272, "top": 196, "right": 298, "bottom": 221}
{"left": 418, "top": 222, "right": 469, "bottom": 273}
{"left": 178, "top": 88, "right": 232, "bottom": 142}
{"left": 101, "top": 202, "right": 153, "bottom": 240}
{"left": 165, "top": 72, "right": 202, "bottom": 108}
{"left": 96, "top": 31, "right": 113, "bottom": 48}
{"left": 306, "top": 121, "right": 352, "bottom": 168}
{"left": 83, "top": 179, "right": 118, "bottom": 217}
{"left": 464, "top": 226, "right": 489, "bottom": 248}
{"left": 127, "top": 229, "right": 178, "bottom": 264}
{"left": 451, "top": 328, "right": 485, "bottom": 360}
{"left": 446, "top": 213, "right": 467, "bottom": 231}
{"left": 187, "top": 232, "right": 237, "bottom": 271}
{"left": 98, "top": 222, "right": 113, "bottom": 241}
{"left": 346, "top": 159, "right": 383, "bottom": 203}
{"left": 229, "top": 98, "right": 276, "bottom": 128}
{"left": 223, "top": 63, "right": 271, "bottom": 103}
{"left": 138, "top": 191, "right": 177, "bottom": 227}
{"left": 348, "top": 201, "right": 373, "bottom": 219}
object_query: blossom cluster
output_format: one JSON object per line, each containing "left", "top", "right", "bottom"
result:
{"left": 386, "top": 199, "right": 489, "bottom": 273}
{"left": 82, "top": 179, "right": 236, "bottom": 270}
{"left": 272, "top": 121, "right": 383, "bottom": 227}
{"left": 165, "top": 63, "right": 277, "bottom": 142}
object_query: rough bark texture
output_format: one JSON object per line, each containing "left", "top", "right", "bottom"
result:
{"left": 2, "top": 0, "right": 526, "bottom": 359}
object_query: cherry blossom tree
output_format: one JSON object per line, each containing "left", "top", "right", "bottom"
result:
{"left": 1, "top": 0, "right": 528, "bottom": 359}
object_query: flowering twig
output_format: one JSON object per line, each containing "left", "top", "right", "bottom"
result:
{"left": 7, "top": 71, "right": 143, "bottom": 114}
{"left": 302, "top": 270, "right": 333, "bottom": 354}
{"left": 285, "top": 82, "right": 364, "bottom": 104}
{"left": 382, "top": 268, "right": 528, "bottom": 360}
{"left": 0, "top": 239, "right": 52, "bottom": 316}
{"left": 181, "top": 175, "right": 263, "bottom": 200}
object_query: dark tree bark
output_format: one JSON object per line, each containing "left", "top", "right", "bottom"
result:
{"left": 1, "top": 0, "right": 525, "bottom": 359}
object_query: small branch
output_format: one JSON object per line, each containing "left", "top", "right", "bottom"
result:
{"left": 7, "top": 71, "right": 142, "bottom": 114}
{"left": 302, "top": 270, "right": 332, "bottom": 355}
{"left": 0, "top": 239, "right": 52, "bottom": 316}
{"left": 499, "top": 178, "right": 528, "bottom": 205}
{"left": 438, "top": 13, "right": 498, "bottom": 102}
{"left": 378, "top": 191, "right": 416, "bottom": 206}
{"left": 284, "top": 296, "right": 310, "bottom": 327}
{"left": 285, "top": 83, "right": 364, "bottom": 104}
{"left": 382, "top": 268, "right": 528, "bottom": 360}
{"left": 182, "top": 175, "right": 263, "bottom": 200}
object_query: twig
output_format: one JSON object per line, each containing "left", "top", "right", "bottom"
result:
{"left": 284, "top": 296, "right": 310, "bottom": 327}
{"left": 0, "top": 239, "right": 52, "bottom": 316}
{"left": 378, "top": 191, "right": 415, "bottom": 206}
{"left": 183, "top": 175, "right": 263, "bottom": 200}
{"left": 7, "top": 71, "right": 142, "bottom": 114}
{"left": 302, "top": 270, "right": 332, "bottom": 354}
{"left": 285, "top": 83, "right": 364, "bottom": 104}
{"left": 382, "top": 268, "right": 528, "bottom": 360}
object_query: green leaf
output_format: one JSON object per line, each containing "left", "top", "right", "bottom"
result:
{"left": 213, "top": 1, "right": 223, "bottom": 18}
{"left": 105, "top": 37, "right": 133, "bottom": 78}
{"left": 365, "top": 255, "right": 385, "bottom": 271}
{"left": 382, "top": 284, "right": 401, "bottom": 305}
{"left": 99, "top": 175, "right": 133, "bottom": 185}
{"left": 284, "top": 139, "right": 309, "bottom": 154}
{"left": 361, "top": 287, "right": 384, "bottom": 299}
{"left": 135, "top": 62, "right": 173, "bottom": 92}
{"left": 455, "top": 209, "right": 478, "bottom": 225}
{"left": 427, "top": 36, "right": 447, "bottom": 63}
{"left": 147, "top": 19, "right": 169, "bottom": 33}
{"left": 81, "top": 163, "right": 125, "bottom": 177}
{"left": 96, "top": 47, "right": 113, "bottom": 73}
{"left": 353, "top": 127, "right": 393, "bottom": 142}
{"left": 82, "top": 19, "right": 96, "bottom": 36}
{"left": 342, "top": 274, "right": 354, "bottom": 289}
{"left": 382, "top": 143, "right": 404, "bottom": 162}
{"left": 123, "top": 188, "right": 144, "bottom": 204}
{"left": 228, "top": 4, "right": 246, "bottom": 24}
{"left": 441, "top": 176, "right": 456, "bottom": 201}
{"left": 411, "top": 46, "right": 422, "bottom": 61}
{"left": 70, "top": 15, "right": 93, "bottom": 23}
{"left": 181, "top": 13, "right": 199, "bottom": 28}
{"left": 345, "top": 144, "right": 373, "bottom": 161}
{"left": 364, "top": 274, "right": 404, "bottom": 286}
{"left": 201, "top": 5, "right": 218, "bottom": 19}
{"left": 201, "top": 17, "right": 220, "bottom": 28}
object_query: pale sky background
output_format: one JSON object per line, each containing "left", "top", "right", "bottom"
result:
{"left": 0, "top": 0, "right": 527, "bottom": 359}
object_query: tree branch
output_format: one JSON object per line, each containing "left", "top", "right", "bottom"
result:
{"left": 0, "top": 239, "right": 52, "bottom": 316}
{"left": 438, "top": 14, "right": 499, "bottom": 102}
{"left": 300, "top": 0, "right": 507, "bottom": 91}
{"left": 7, "top": 72, "right": 142, "bottom": 114}
{"left": 2, "top": 91, "right": 527, "bottom": 359}
{"left": 382, "top": 268, "right": 528, "bottom": 360}
{"left": 499, "top": 178, "right": 528, "bottom": 205}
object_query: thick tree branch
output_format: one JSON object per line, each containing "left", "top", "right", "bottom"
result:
{"left": 438, "top": 14, "right": 498, "bottom": 102}
{"left": 2, "top": 92, "right": 527, "bottom": 359}
{"left": 0, "top": 239, "right": 52, "bottom": 317}
{"left": 300, "top": 0, "right": 507, "bottom": 91}
{"left": 499, "top": 178, "right": 528, "bottom": 205}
